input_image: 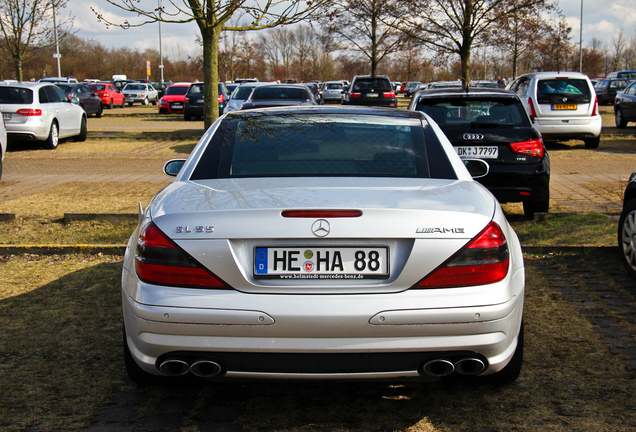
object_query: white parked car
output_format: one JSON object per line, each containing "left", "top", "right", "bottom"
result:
{"left": 507, "top": 71, "right": 602, "bottom": 148}
{"left": 0, "top": 82, "right": 87, "bottom": 149}
{"left": 122, "top": 82, "right": 159, "bottom": 106}
{"left": 122, "top": 106, "right": 525, "bottom": 385}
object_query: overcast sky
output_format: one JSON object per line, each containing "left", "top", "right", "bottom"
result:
{"left": 66, "top": 0, "right": 636, "bottom": 54}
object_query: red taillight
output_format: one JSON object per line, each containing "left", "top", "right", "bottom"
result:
{"left": 383, "top": 90, "right": 395, "bottom": 98}
{"left": 510, "top": 138, "right": 544, "bottom": 158}
{"left": 218, "top": 94, "right": 225, "bottom": 103}
{"left": 414, "top": 222, "right": 509, "bottom": 288}
{"left": 135, "top": 222, "right": 228, "bottom": 289}
{"left": 350, "top": 92, "right": 362, "bottom": 99}
{"left": 282, "top": 210, "right": 362, "bottom": 218}
{"left": 16, "top": 108, "right": 42, "bottom": 116}
{"left": 184, "top": 96, "right": 190, "bottom": 103}
{"left": 527, "top": 97, "right": 537, "bottom": 118}
{"left": 591, "top": 96, "right": 599, "bottom": 116}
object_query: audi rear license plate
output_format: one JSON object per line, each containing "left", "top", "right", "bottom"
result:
{"left": 455, "top": 146, "right": 498, "bottom": 159}
{"left": 552, "top": 104, "right": 577, "bottom": 110}
{"left": 254, "top": 246, "right": 389, "bottom": 279}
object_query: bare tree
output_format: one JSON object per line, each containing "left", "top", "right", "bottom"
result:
{"left": 93, "top": 0, "right": 328, "bottom": 127}
{"left": 0, "top": 0, "right": 72, "bottom": 81}
{"left": 489, "top": 1, "right": 559, "bottom": 79}
{"left": 323, "top": 0, "right": 405, "bottom": 76}
{"left": 610, "top": 29, "right": 626, "bottom": 71}
{"left": 392, "top": 0, "right": 548, "bottom": 90}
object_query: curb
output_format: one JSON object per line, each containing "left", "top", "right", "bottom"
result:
{"left": 0, "top": 245, "right": 127, "bottom": 255}
{"left": 0, "top": 244, "right": 619, "bottom": 256}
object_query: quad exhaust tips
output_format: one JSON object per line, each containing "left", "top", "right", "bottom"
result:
{"left": 421, "top": 357, "right": 486, "bottom": 377}
{"left": 158, "top": 358, "right": 223, "bottom": 378}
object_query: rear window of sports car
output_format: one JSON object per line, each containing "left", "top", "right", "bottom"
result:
{"left": 191, "top": 113, "right": 456, "bottom": 180}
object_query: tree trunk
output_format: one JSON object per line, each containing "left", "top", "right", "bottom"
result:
{"left": 14, "top": 57, "right": 23, "bottom": 82}
{"left": 202, "top": 26, "right": 221, "bottom": 129}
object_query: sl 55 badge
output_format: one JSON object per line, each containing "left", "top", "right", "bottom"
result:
{"left": 176, "top": 225, "right": 215, "bottom": 233}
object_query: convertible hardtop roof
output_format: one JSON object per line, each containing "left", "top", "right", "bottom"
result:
{"left": 224, "top": 105, "right": 427, "bottom": 119}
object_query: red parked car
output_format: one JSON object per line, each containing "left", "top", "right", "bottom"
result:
{"left": 158, "top": 82, "right": 191, "bottom": 114}
{"left": 87, "top": 82, "right": 125, "bottom": 109}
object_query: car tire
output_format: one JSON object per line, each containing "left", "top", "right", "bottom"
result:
{"left": 618, "top": 198, "right": 636, "bottom": 279}
{"left": 152, "top": 98, "right": 157, "bottom": 106}
{"left": 485, "top": 321, "right": 524, "bottom": 385}
{"left": 522, "top": 200, "right": 535, "bottom": 220}
{"left": 44, "top": 121, "right": 59, "bottom": 150}
{"left": 534, "top": 189, "right": 550, "bottom": 213}
{"left": 74, "top": 115, "right": 87, "bottom": 142}
{"left": 108, "top": 99, "right": 114, "bottom": 109}
{"left": 584, "top": 136, "right": 600, "bottom": 149}
{"left": 128, "top": 102, "right": 133, "bottom": 106}
{"left": 0, "top": 157, "right": 3, "bottom": 180}
{"left": 123, "top": 327, "right": 161, "bottom": 385}
{"left": 95, "top": 104, "right": 103, "bottom": 118}
{"left": 143, "top": 97, "right": 149, "bottom": 106}
{"left": 184, "top": 113, "right": 191, "bottom": 121}
{"left": 615, "top": 109, "right": 628, "bottom": 128}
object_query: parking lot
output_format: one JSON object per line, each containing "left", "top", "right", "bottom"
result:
{"left": 1, "top": 105, "right": 636, "bottom": 431}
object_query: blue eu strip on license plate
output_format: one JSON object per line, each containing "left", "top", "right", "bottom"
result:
{"left": 255, "top": 247, "right": 268, "bottom": 275}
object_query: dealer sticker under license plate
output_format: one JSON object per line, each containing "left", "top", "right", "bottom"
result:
{"left": 254, "top": 246, "right": 389, "bottom": 279}
{"left": 455, "top": 146, "right": 498, "bottom": 159}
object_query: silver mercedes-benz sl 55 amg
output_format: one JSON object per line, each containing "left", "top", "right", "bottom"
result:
{"left": 121, "top": 105, "right": 525, "bottom": 385}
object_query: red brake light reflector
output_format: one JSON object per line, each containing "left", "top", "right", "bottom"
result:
{"left": 527, "top": 97, "right": 537, "bottom": 118}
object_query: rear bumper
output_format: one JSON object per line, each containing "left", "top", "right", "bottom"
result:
{"left": 480, "top": 162, "right": 550, "bottom": 204}
{"left": 122, "top": 266, "right": 524, "bottom": 380}
{"left": 533, "top": 115, "right": 602, "bottom": 139}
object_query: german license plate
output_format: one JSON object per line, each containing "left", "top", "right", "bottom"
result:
{"left": 455, "top": 146, "right": 498, "bottom": 159}
{"left": 254, "top": 246, "right": 389, "bottom": 279}
{"left": 552, "top": 104, "right": 577, "bottom": 110}
{"left": 197, "top": 99, "right": 204, "bottom": 103}
{"left": 171, "top": 103, "right": 183, "bottom": 109}
{"left": 3, "top": 113, "right": 10, "bottom": 120}
{"left": 366, "top": 93, "right": 379, "bottom": 97}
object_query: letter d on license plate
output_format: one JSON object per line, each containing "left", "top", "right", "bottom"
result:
{"left": 254, "top": 246, "right": 389, "bottom": 279}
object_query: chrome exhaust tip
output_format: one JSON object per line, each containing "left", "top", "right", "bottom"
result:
{"left": 158, "top": 358, "right": 190, "bottom": 376}
{"left": 190, "top": 360, "right": 222, "bottom": 378}
{"left": 454, "top": 358, "right": 486, "bottom": 375}
{"left": 422, "top": 359, "right": 455, "bottom": 377}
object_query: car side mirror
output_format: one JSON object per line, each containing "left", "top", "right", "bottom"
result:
{"left": 463, "top": 159, "right": 489, "bottom": 179}
{"left": 163, "top": 159, "right": 186, "bottom": 177}
{"left": 69, "top": 96, "right": 80, "bottom": 104}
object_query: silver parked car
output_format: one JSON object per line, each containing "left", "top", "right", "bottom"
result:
{"left": 224, "top": 82, "right": 274, "bottom": 113}
{"left": 0, "top": 82, "right": 87, "bottom": 149}
{"left": 321, "top": 81, "right": 346, "bottom": 103}
{"left": 122, "top": 83, "right": 159, "bottom": 106}
{"left": 122, "top": 106, "right": 525, "bottom": 385}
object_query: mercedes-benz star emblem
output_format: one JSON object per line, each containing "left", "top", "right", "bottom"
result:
{"left": 312, "top": 219, "right": 331, "bottom": 237}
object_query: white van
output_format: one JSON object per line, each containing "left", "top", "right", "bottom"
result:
{"left": 507, "top": 71, "right": 602, "bottom": 148}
